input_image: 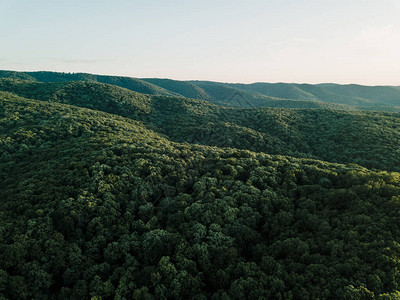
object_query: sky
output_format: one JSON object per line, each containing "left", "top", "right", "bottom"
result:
{"left": 1, "top": 0, "right": 400, "bottom": 85}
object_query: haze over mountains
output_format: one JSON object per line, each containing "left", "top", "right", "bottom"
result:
{"left": 1, "top": 70, "right": 400, "bottom": 299}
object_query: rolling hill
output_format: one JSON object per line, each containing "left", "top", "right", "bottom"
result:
{"left": 0, "top": 70, "right": 178, "bottom": 97}
{"left": 2, "top": 92, "right": 400, "bottom": 298}
{"left": 191, "top": 81, "right": 400, "bottom": 111}
{"left": 2, "top": 71, "right": 400, "bottom": 298}
{"left": 0, "top": 79, "right": 152, "bottom": 118}
{"left": 2, "top": 70, "right": 400, "bottom": 111}
{"left": 1, "top": 78, "right": 399, "bottom": 172}
{"left": 187, "top": 80, "right": 355, "bottom": 110}
{"left": 141, "top": 78, "right": 211, "bottom": 100}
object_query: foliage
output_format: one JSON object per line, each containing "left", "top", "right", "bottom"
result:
{"left": 1, "top": 94, "right": 400, "bottom": 298}
{"left": 0, "top": 79, "right": 151, "bottom": 117}
{"left": 2, "top": 70, "right": 400, "bottom": 111}
{"left": 217, "top": 82, "right": 400, "bottom": 110}
{"left": 2, "top": 72, "right": 400, "bottom": 298}
{"left": 188, "top": 81, "right": 355, "bottom": 110}
{"left": 0, "top": 70, "right": 177, "bottom": 97}
{"left": 142, "top": 78, "right": 211, "bottom": 101}
{"left": 2, "top": 79, "right": 400, "bottom": 173}
{"left": 148, "top": 96, "right": 400, "bottom": 172}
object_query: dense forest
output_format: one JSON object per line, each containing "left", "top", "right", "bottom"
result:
{"left": 1, "top": 78, "right": 400, "bottom": 172}
{"left": 1, "top": 71, "right": 400, "bottom": 299}
{"left": 2, "top": 70, "right": 400, "bottom": 111}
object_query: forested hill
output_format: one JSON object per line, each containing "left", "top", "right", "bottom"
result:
{"left": 2, "top": 93, "right": 400, "bottom": 298}
{"left": 1, "top": 70, "right": 400, "bottom": 111}
{"left": 187, "top": 81, "right": 400, "bottom": 111}
{"left": 0, "top": 70, "right": 178, "bottom": 97}
{"left": 2, "top": 72, "right": 400, "bottom": 298}
{"left": 0, "top": 79, "right": 152, "bottom": 118}
{"left": 149, "top": 96, "right": 400, "bottom": 172}
{"left": 1, "top": 78, "right": 400, "bottom": 172}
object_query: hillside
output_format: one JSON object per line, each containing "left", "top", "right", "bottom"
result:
{"left": 187, "top": 81, "right": 354, "bottom": 110}
{"left": 0, "top": 70, "right": 37, "bottom": 81}
{"left": 141, "top": 78, "right": 211, "bottom": 100}
{"left": 0, "top": 79, "right": 151, "bottom": 118}
{"left": 223, "top": 82, "right": 400, "bottom": 110}
{"left": 148, "top": 96, "right": 400, "bottom": 172}
{"left": 1, "top": 78, "right": 400, "bottom": 173}
{"left": 227, "top": 82, "right": 371, "bottom": 106}
{"left": 0, "top": 70, "right": 178, "bottom": 97}
{"left": 2, "top": 93, "right": 400, "bottom": 299}
{"left": 187, "top": 80, "right": 400, "bottom": 111}
{"left": 3, "top": 70, "right": 400, "bottom": 111}
{"left": 319, "top": 83, "right": 400, "bottom": 106}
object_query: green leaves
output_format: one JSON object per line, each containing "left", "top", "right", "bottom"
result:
{"left": 3, "top": 79, "right": 400, "bottom": 298}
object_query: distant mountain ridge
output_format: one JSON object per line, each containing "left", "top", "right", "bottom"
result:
{"left": 2, "top": 76, "right": 400, "bottom": 172}
{"left": 0, "top": 70, "right": 178, "bottom": 97}
{"left": 1, "top": 70, "right": 399, "bottom": 111}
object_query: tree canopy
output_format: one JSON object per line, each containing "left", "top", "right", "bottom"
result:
{"left": 1, "top": 73, "right": 400, "bottom": 299}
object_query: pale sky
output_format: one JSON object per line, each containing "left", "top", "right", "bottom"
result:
{"left": 1, "top": 0, "right": 400, "bottom": 85}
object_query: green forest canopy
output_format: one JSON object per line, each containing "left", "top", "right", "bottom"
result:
{"left": 2, "top": 70, "right": 400, "bottom": 111}
{"left": 1, "top": 72, "right": 400, "bottom": 299}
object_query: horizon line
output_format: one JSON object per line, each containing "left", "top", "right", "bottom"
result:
{"left": 1, "top": 69, "right": 399, "bottom": 87}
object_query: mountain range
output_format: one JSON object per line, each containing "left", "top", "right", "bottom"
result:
{"left": 2, "top": 70, "right": 400, "bottom": 111}
{"left": 1, "top": 70, "right": 400, "bottom": 299}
